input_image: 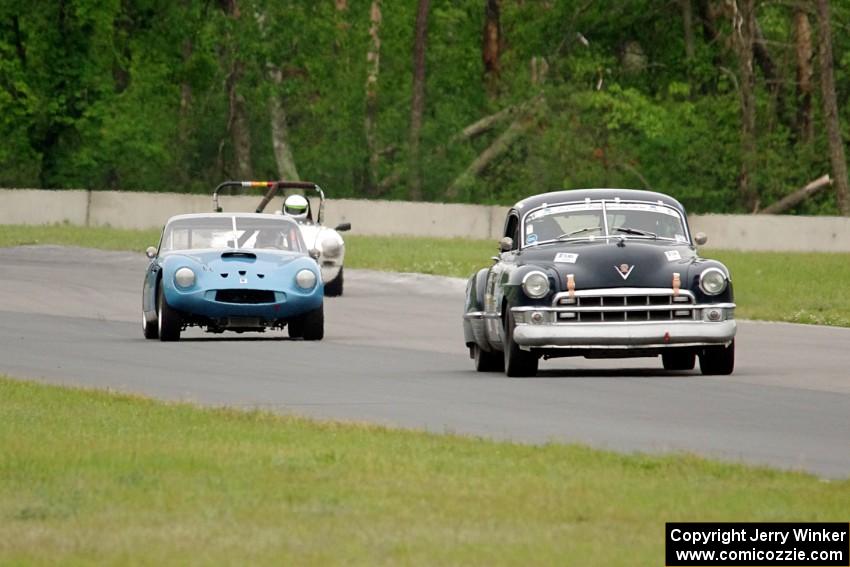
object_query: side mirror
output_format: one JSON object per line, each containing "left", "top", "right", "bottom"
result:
{"left": 694, "top": 232, "right": 708, "bottom": 246}
{"left": 145, "top": 246, "right": 157, "bottom": 259}
{"left": 499, "top": 236, "right": 513, "bottom": 252}
{"left": 335, "top": 222, "right": 351, "bottom": 232}
{"left": 309, "top": 248, "right": 321, "bottom": 261}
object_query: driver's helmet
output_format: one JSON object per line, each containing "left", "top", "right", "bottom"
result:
{"left": 283, "top": 194, "right": 309, "bottom": 222}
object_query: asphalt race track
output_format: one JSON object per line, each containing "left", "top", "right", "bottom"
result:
{"left": 1, "top": 246, "right": 849, "bottom": 477}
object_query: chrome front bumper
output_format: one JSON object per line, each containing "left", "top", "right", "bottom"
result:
{"left": 512, "top": 319, "right": 736, "bottom": 349}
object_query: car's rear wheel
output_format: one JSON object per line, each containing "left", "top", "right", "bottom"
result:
{"left": 662, "top": 349, "right": 695, "bottom": 371}
{"left": 157, "top": 286, "right": 182, "bottom": 342}
{"left": 503, "top": 309, "right": 538, "bottom": 377}
{"left": 142, "top": 312, "right": 158, "bottom": 340}
{"left": 300, "top": 305, "right": 324, "bottom": 341}
{"left": 324, "top": 267, "right": 344, "bottom": 297}
{"left": 473, "top": 344, "right": 504, "bottom": 372}
{"left": 699, "top": 340, "right": 735, "bottom": 375}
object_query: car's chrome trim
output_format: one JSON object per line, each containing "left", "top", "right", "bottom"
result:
{"left": 513, "top": 319, "right": 736, "bottom": 349}
{"left": 552, "top": 288, "right": 695, "bottom": 301}
{"left": 523, "top": 288, "right": 734, "bottom": 323}
{"left": 513, "top": 303, "right": 735, "bottom": 313}
{"left": 529, "top": 342, "right": 730, "bottom": 350}
{"left": 463, "top": 311, "right": 503, "bottom": 320}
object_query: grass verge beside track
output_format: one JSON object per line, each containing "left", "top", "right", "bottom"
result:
{"left": 1, "top": 376, "right": 848, "bottom": 565}
{"left": 2, "top": 224, "right": 849, "bottom": 327}
{"left": 0, "top": 223, "right": 161, "bottom": 252}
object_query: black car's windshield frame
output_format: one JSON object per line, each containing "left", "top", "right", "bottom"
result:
{"left": 521, "top": 199, "right": 689, "bottom": 249}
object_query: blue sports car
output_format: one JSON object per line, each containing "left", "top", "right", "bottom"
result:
{"left": 142, "top": 212, "right": 324, "bottom": 341}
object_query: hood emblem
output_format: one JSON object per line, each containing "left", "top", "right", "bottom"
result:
{"left": 615, "top": 263, "right": 635, "bottom": 280}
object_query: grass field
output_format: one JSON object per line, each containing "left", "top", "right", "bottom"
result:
{"left": 2, "top": 224, "right": 849, "bottom": 327}
{"left": 1, "top": 377, "right": 848, "bottom": 565}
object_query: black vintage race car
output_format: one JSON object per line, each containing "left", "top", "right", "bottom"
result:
{"left": 462, "top": 189, "right": 736, "bottom": 377}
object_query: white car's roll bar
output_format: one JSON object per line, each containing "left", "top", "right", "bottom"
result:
{"left": 212, "top": 180, "right": 326, "bottom": 224}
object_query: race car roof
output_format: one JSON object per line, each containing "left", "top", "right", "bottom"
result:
{"left": 513, "top": 188, "right": 686, "bottom": 214}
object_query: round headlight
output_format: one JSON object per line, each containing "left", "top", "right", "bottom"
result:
{"left": 699, "top": 268, "right": 727, "bottom": 295}
{"left": 174, "top": 267, "right": 195, "bottom": 288}
{"left": 321, "top": 236, "right": 341, "bottom": 257}
{"left": 522, "top": 271, "right": 550, "bottom": 299}
{"left": 295, "top": 269, "right": 317, "bottom": 290}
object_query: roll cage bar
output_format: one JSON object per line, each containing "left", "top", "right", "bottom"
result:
{"left": 212, "top": 180, "right": 326, "bottom": 224}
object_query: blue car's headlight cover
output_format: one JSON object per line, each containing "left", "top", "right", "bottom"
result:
{"left": 174, "top": 267, "right": 196, "bottom": 288}
{"left": 295, "top": 269, "right": 318, "bottom": 290}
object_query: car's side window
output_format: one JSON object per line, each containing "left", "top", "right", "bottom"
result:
{"left": 504, "top": 213, "right": 519, "bottom": 250}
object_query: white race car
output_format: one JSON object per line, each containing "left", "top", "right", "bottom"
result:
{"left": 294, "top": 216, "right": 349, "bottom": 297}
{"left": 213, "top": 180, "right": 351, "bottom": 296}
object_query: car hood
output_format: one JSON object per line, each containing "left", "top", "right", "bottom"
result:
{"left": 518, "top": 239, "right": 698, "bottom": 289}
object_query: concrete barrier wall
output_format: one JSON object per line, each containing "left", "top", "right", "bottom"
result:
{"left": 323, "top": 198, "right": 503, "bottom": 240}
{"left": 2, "top": 188, "right": 850, "bottom": 252}
{"left": 689, "top": 214, "right": 850, "bottom": 252}
{"left": 0, "top": 189, "right": 89, "bottom": 226}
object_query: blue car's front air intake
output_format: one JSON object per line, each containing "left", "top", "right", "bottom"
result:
{"left": 215, "top": 289, "right": 276, "bottom": 304}
{"left": 220, "top": 251, "right": 257, "bottom": 261}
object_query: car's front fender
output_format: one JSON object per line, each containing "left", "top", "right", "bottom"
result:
{"left": 465, "top": 268, "right": 490, "bottom": 313}
{"left": 687, "top": 259, "right": 735, "bottom": 303}
{"left": 504, "top": 264, "right": 560, "bottom": 308}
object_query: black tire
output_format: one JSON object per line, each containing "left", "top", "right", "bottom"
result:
{"left": 662, "top": 349, "right": 696, "bottom": 371}
{"left": 157, "top": 286, "right": 182, "bottom": 342}
{"left": 300, "top": 304, "right": 324, "bottom": 341}
{"left": 324, "top": 267, "right": 344, "bottom": 297}
{"left": 142, "top": 312, "right": 158, "bottom": 340}
{"left": 473, "top": 344, "right": 504, "bottom": 372}
{"left": 503, "top": 309, "right": 538, "bottom": 377}
{"left": 699, "top": 340, "right": 735, "bottom": 375}
{"left": 287, "top": 318, "right": 303, "bottom": 339}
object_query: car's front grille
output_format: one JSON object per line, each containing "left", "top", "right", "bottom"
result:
{"left": 551, "top": 289, "right": 695, "bottom": 322}
{"left": 215, "top": 289, "right": 276, "bottom": 304}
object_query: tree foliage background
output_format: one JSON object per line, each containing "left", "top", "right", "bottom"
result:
{"left": 1, "top": 0, "right": 848, "bottom": 214}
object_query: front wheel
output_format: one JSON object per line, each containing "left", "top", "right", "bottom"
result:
{"left": 287, "top": 318, "right": 303, "bottom": 339}
{"left": 299, "top": 305, "right": 324, "bottom": 341}
{"left": 157, "top": 286, "right": 182, "bottom": 342}
{"left": 142, "top": 312, "right": 158, "bottom": 340}
{"left": 503, "top": 309, "right": 538, "bottom": 377}
{"left": 662, "top": 349, "right": 695, "bottom": 371}
{"left": 324, "top": 267, "right": 344, "bottom": 297}
{"left": 473, "top": 344, "right": 504, "bottom": 372}
{"left": 699, "top": 340, "right": 735, "bottom": 375}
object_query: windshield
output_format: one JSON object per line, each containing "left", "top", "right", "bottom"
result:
{"left": 523, "top": 201, "right": 687, "bottom": 247}
{"left": 161, "top": 216, "right": 304, "bottom": 252}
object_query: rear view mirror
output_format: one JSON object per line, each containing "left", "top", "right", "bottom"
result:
{"left": 499, "top": 237, "right": 513, "bottom": 252}
{"left": 694, "top": 232, "right": 708, "bottom": 246}
{"left": 335, "top": 222, "right": 351, "bottom": 232}
{"left": 145, "top": 246, "right": 157, "bottom": 259}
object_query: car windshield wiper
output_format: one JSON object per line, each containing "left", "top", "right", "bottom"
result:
{"left": 614, "top": 227, "right": 657, "bottom": 238}
{"left": 556, "top": 227, "right": 600, "bottom": 240}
